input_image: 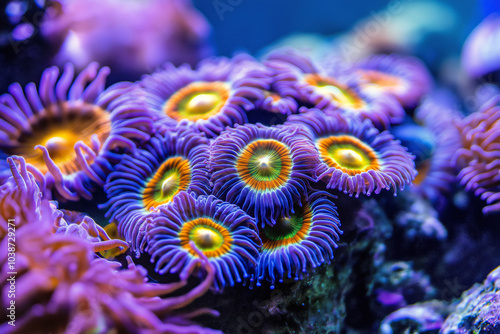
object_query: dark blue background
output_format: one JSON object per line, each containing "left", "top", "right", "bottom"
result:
{"left": 193, "top": 0, "right": 480, "bottom": 58}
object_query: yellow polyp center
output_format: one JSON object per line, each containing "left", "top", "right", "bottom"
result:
{"left": 44, "top": 135, "right": 72, "bottom": 159}
{"left": 163, "top": 81, "right": 230, "bottom": 121}
{"left": 304, "top": 73, "right": 366, "bottom": 110}
{"left": 186, "top": 94, "right": 220, "bottom": 115}
{"left": 5, "top": 103, "right": 111, "bottom": 176}
{"left": 317, "top": 135, "right": 380, "bottom": 176}
{"left": 179, "top": 218, "right": 233, "bottom": 258}
{"left": 160, "top": 174, "right": 181, "bottom": 199}
{"left": 331, "top": 148, "right": 366, "bottom": 169}
{"left": 326, "top": 87, "right": 364, "bottom": 109}
{"left": 192, "top": 227, "right": 223, "bottom": 250}
{"left": 142, "top": 157, "right": 191, "bottom": 210}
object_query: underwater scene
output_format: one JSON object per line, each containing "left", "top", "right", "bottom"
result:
{"left": 1, "top": 0, "right": 500, "bottom": 333}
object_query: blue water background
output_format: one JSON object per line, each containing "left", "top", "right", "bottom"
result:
{"left": 193, "top": 0, "right": 484, "bottom": 64}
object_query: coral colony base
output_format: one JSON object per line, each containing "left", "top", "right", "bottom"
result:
{"left": 1, "top": 35, "right": 500, "bottom": 333}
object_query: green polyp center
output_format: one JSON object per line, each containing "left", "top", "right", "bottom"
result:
{"left": 190, "top": 226, "right": 224, "bottom": 251}
{"left": 329, "top": 146, "right": 370, "bottom": 169}
{"left": 181, "top": 92, "right": 221, "bottom": 116}
{"left": 154, "top": 169, "right": 181, "bottom": 202}
{"left": 264, "top": 213, "right": 303, "bottom": 241}
{"left": 248, "top": 150, "right": 282, "bottom": 181}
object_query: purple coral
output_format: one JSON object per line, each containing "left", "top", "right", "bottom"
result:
{"left": 265, "top": 49, "right": 404, "bottom": 129}
{"left": 0, "top": 156, "right": 52, "bottom": 239}
{"left": 101, "top": 127, "right": 211, "bottom": 251}
{"left": 462, "top": 14, "right": 500, "bottom": 79}
{"left": 355, "top": 54, "right": 432, "bottom": 107}
{"left": 454, "top": 96, "right": 500, "bottom": 214}
{"left": 136, "top": 54, "right": 270, "bottom": 137}
{"left": 0, "top": 62, "right": 154, "bottom": 201}
{"left": 254, "top": 192, "right": 342, "bottom": 289}
{"left": 0, "top": 225, "right": 221, "bottom": 333}
{"left": 209, "top": 123, "right": 319, "bottom": 226}
{"left": 55, "top": 210, "right": 129, "bottom": 254}
{"left": 0, "top": 168, "right": 220, "bottom": 333}
{"left": 380, "top": 301, "right": 447, "bottom": 334}
{"left": 441, "top": 265, "right": 500, "bottom": 333}
{"left": 41, "top": 0, "right": 213, "bottom": 73}
{"left": 1, "top": 156, "right": 128, "bottom": 254}
{"left": 146, "top": 191, "right": 262, "bottom": 292}
{"left": 286, "top": 109, "right": 416, "bottom": 197}
{"left": 413, "top": 93, "right": 462, "bottom": 207}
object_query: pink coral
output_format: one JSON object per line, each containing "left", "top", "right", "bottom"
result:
{"left": 454, "top": 96, "right": 500, "bottom": 214}
{"left": 0, "top": 224, "right": 220, "bottom": 333}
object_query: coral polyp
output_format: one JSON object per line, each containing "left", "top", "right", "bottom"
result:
{"left": 461, "top": 14, "right": 500, "bottom": 79}
{"left": 412, "top": 93, "right": 462, "bottom": 207}
{"left": 3, "top": 14, "right": 493, "bottom": 330}
{"left": 0, "top": 62, "right": 153, "bottom": 200}
{"left": 254, "top": 193, "right": 341, "bottom": 289}
{"left": 286, "top": 109, "right": 417, "bottom": 197}
{"left": 1, "top": 156, "right": 46, "bottom": 238}
{"left": 209, "top": 123, "right": 318, "bottom": 226}
{"left": 164, "top": 81, "right": 231, "bottom": 121}
{"left": 0, "top": 214, "right": 221, "bottom": 334}
{"left": 142, "top": 156, "right": 192, "bottom": 210}
{"left": 355, "top": 54, "right": 432, "bottom": 107}
{"left": 55, "top": 210, "right": 129, "bottom": 254}
{"left": 102, "top": 127, "right": 211, "bottom": 250}
{"left": 303, "top": 73, "right": 367, "bottom": 110}
{"left": 266, "top": 49, "right": 404, "bottom": 129}
{"left": 145, "top": 191, "right": 262, "bottom": 292}
{"left": 236, "top": 139, "right": 293, "bottom": 191}
{"left": 316, "top": 135, "right": 380, "bottom": 175}
{"left": 454, "top": 96, "right": 500, "bottom": 214}
{"left": 255, "top": 90, "right": 299, "bottom": 116}
{"left": 138, "top": 54, "right": 270, "bottom": 137}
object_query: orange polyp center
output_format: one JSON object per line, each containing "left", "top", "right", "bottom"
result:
{"left": 5, "top": 103, "right": 111, "bottom": 175}
{"left": 413, "top": 160, "right": 431, "bottom": 185}
{"left": 359, "top": 70, "right": 403, "bottom": 91}
{"left": 142, "top": 157, "right": 191, "bottom": 211}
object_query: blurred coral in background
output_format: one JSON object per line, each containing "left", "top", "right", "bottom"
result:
{"left": 1, "top": 0, "right": 500, "bottom": 333}
{"left": 41, "top": 0, "right": 213, "bottom": 77}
